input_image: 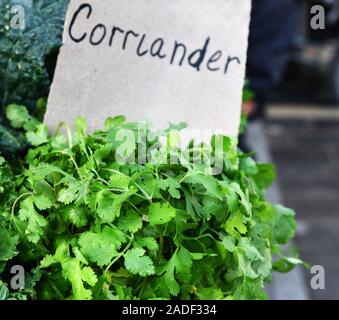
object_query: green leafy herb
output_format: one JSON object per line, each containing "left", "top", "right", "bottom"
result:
{"left": 0, "top": 110, "right": 301, "bottom": 300}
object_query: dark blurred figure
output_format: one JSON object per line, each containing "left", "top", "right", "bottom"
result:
{"left": 279, "top": 0, "right": 339, "bottom": 103}
{"left": 244, "top": 0, "right": 296, "bottom": 119}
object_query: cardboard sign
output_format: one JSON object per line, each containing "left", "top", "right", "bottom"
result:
{"left": 45, "top": 0, "right": 252, "bottom": 138}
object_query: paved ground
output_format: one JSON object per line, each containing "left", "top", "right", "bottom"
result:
{"left": 246, "top": 121, "right": 309, "bottom": 300}
{"left": 266, "top": 115, "right": 339, "bottom": 300}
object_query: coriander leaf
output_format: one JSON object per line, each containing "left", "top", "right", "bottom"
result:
{"left": 0, "top": 284, "right": 9, "bottom": 300}
{"left": 158, "top": 178, "right": 181, "bottom": 199}
{"left": 196, "top": 287, "right": 224, "bottom": 300}
{"left": 202, "top": 195, "right": 225, "bottom": 220}
{"left": 175, "top": 247, "right": 193, "bottom": 281}
{"left": 236, "top": 251, "right": 259, "bottom": 279}
{"left": 225, "top": 188, "right": 239, "bottom": 213}
{"left": 58, "top": 179, "right": 83, "bottom": 205}
{"left": 272, "top": 205, "right": 297, "bottom": 244}
{"left": 229, "top": 182, "right": 252, "bottom": 216}
{"left": 109, "top": 173, "right": 130, "bottom": 190}
{"left": 26, "top": 124, "right": 49, "bottom": 146}
{"left": 104, "top": 115, "right": 126, "bottom": 130}
{"left": 40, "top": 241, "right": 69, "bottom": 268}
{"left": 117, "top": 211, "right": 142, "bottom": 234}
{"left": 5, "top": 104, "right": 37, "bottom": 129}
{"left": 33, "top": 179, "right": 56, "bottom": 203}
{"left": 62, "top": 259, "right": 93, "bottom": 300}
{"left": 238, "top": 238, "right": 264, "bottom": 262}
{"left": 61, "top": 205, "right": 88, "bottom": 228}
{"left": 81, "top": 266, "right": 98, "bottom": 287}
{"left": 96, "top": 189, "right": 135, "bottom": 223}
{"left": 225, "top": 211, "right": 247, "bottom": 237}
{"left": 28, "top": 164, "right": 73, "bottom": 181}
{"left": 153, "top": 247, "right": 192, "bottom": 298}
{"left": 0, "top": 227, "right": 19, "bottom": 261}
{"left": 232, "top": 278, "right": 266, "bottom": 300}
{"left": 18, "top": 196, "right": 47, "bottom": 243}
{"left": 155, "top": 254, "right": 180, "bottom": 297}
{"left": 185, "top": 172, "right": 223, "bottom": 200}
{"left": 148, "top": 202, "right": 176, "bottom": 226}
{"left": 133, "top": 237, "right": 159, "bottom": 256}
{"left": 40, "top": 255, "right": 55, "bottom": 268}
{"left": 253, "top": 164, "right": 277, "bottom": 189}
{"left": 92, "top": 143, "right": 115, "bottom": 164}
{"left": 124, "top": 248, "right": 155, "bottom": 277}
{"left": 78, "top": 226, "right": 126, "bottom": 266}
{"left": 74, "top": 117, "right": 88, "bottom": 136}
{"left": 240, "top": 156, "right": 258, "bottom": 175}
{"left": 273, "top": 256, "right": 304, "bottom": 273}
{"left": 222, "top": 235, "right": 236, "bottom": 253}
{"left": 73, "top": 247, "right": 88, "bottom": 265}
{"left": 33, "top": 194, "right": 53, "bottom": 210}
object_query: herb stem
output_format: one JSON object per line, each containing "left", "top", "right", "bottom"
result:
{"left": 95, "top": 176, "right": 110, "bottom": 186}
{"left": 187, "top": 233, "right": 216, "bottom": 242}
{"left": 105, "top": 234, "right": 134, "bottom": 272}
{"left": 127, "top": 201, "right": 142, "bottom": 213}
{"left": 48, "top": 279, "right": 65, "bottom": 300}
{"left": 10, "top": 192, "right": 34, "bottom": 234}
{"left": 157, "top": 226, "right": 164, "bottom": 262}
{"left": 178, "top": 173, "right": 191, "bottom": 184}
{"left": 138, "top": 278, "right": 147, "bottom": 298}
{"left": 133, "top": 182, "right": 152, "bottom": 203}
{"left": 209, "top": 228, "right": 220, "bottom": 238}
{"left": 11, "top": 192, "right": 33, "bottom": 217}
{"left": 53, "top": 122, "right": 73, "bottom": 148}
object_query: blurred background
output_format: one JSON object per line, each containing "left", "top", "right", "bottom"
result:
{"left": 244, "top": 0, "right": 339, "bottom": 300}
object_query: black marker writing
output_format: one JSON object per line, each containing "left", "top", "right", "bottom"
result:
{"left": 68, "top": 3, "right": 241, "bottom": 75}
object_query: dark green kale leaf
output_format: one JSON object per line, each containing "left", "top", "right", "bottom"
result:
{"left": 0, "top": 0, "right": 67, "bottom": 111}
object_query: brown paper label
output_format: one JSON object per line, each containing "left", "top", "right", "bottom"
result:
{"left": 45, "top": 0, "right": 252, "bottom": 138}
